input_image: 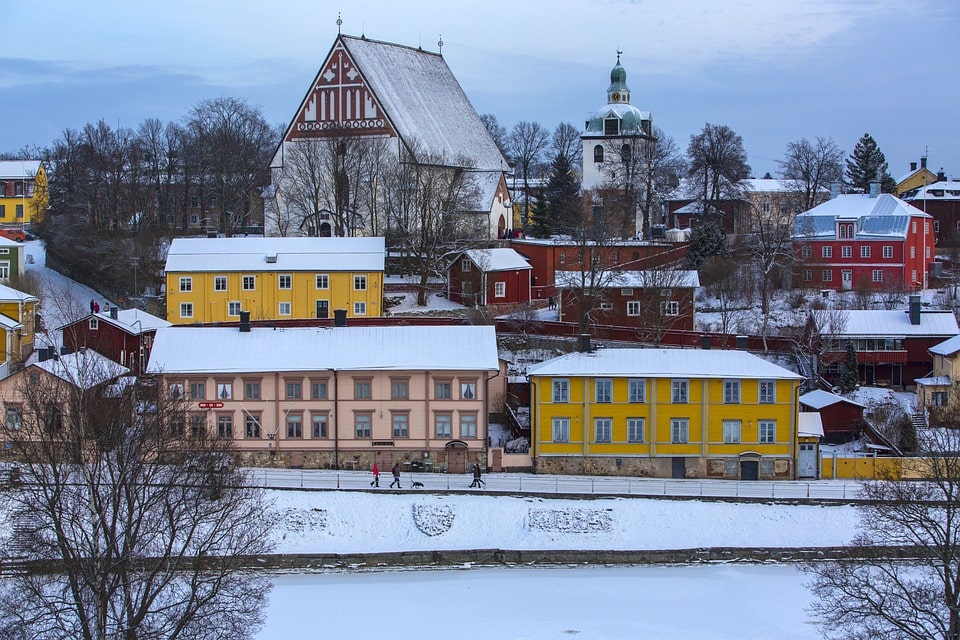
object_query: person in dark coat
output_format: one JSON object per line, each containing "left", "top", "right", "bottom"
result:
{"left": 469, "top": 463, "right": 484, "bottom": 488}
{"left": 390, "top": 463, "right": 401, "bottom": 488}
{"left": 370, "top": 463, "right": 380, "bottom": 487}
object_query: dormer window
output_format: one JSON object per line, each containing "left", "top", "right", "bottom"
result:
{"left": 604, "top": 117, "right": 620, "bottom": 136}
{"left": 837, "top": 222, "right": 855, "bottom": 239}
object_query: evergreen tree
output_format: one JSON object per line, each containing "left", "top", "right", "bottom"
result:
{"left": 526, "top": 187, "right": 553, "bottom": 238}
{"left": 544, "top": 152, "right": 582, "bottom": 234}
{"left": 684, "top": 221, "right": 726, "bottom": 270}
{"left": 845, "top": 133, "right": 896, "bottom": 194}
{"left": 839, "top": 341, "right": 859, "bottom": 393}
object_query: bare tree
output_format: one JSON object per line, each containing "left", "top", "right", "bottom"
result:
{"left": 0, "top": 353, "right": 274, "bottom": 640}
{"left": 700, "top": 254, "right": 748, "bottom": 336}
{"left": 629, "top": 268, "right": 697, "bottom": 346}
{"left": 777, "top": 136, "right": 843, "bottom": 212}
{"left": 508, "top": 121, "right": 550, "bottom": 228}
{"left": 479, "top": 114, "right": 509, "bottom": 158}
{"left": 382, "top": 145, "right": 486, "bottom": 306}
{"left": 550, "top": 122, "right": 581, "bottom": 167}
{"left": 740, "top": 198, "right": 795, "bottom": 317}
{"left": 184, "top": 97, "right": 277, "bottom": 235}
{"left": 686, "top": 123, "right": 750, "bottom": 231}
{"left": 806, "top": 428, "right": 960, "bottom": 640}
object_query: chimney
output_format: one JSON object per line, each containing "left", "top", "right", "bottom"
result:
{"left": 60, "top": 346, "right": 73, "bottom": 356}
{"left": 830, "top": 182, "right": 840, "bottom": 199}
{"left": 910, "top": 162, "right": 917, "bottom": 172}
{"left": 700, "top": 335, "right": 711, "bottom": 350}
{"left": 938, "top": 168, "right": 947, "bottom": 182}
{"left": 38, "top": 347, "right": 52, "bottom": 362}
{"left": 110, "top": 306, "right": 118, "bottom": 320}
{"left": 909, "top": 295, "right": 921, "bottom": 325}
{"left": 921, "top": 156, "right": 928, "bottom": 170}
{"left": 736, "top": 335, "right": 749, "bottom": 350}
{"left": 578, "top": 333, "right": 592, "bottom": 353}
{"left": 239, "top": 310, "right": 251, "bottom": 333}
{"left": 869, "top": 181, "right": 880, "bottom": 197}
{"left": 333, "top": 309, "right": 348, "bottom": 327}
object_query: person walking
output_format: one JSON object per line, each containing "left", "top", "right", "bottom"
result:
{"left": 390, "top": 463, "right": 401, "bottom": 488}
{"left": 469, "top": 463, "right": 484, "bottom": 488}
{"left": 370, "top": 463, "right": 380, "bottom": 487}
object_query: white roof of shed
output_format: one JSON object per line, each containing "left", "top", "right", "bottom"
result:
{"left": 799, "top": 389, "right": 865, "bottom": 410}
{"left": 164, "top": 237, "right": 385, "bottom": 273}
{"left": 147, "top": 325, "right": 500, "bottom": 374}
{"left": 798, "top": 412, "right": 825, "bottom": 438}
{"left": 527, "top": 348, "right": 802, "bottom": 380}
{"left": 463, "top": 248, "right": 531, "bottom": 272}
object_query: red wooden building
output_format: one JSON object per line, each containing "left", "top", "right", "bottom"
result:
{"left": 60, "top": 307, "right": 171, "bottom": 375}
{"left": 799, "top": 389, "right": 866, "bottom": 444}
{"left": 792, "top": 190, "right": 935, "bottom": 292}
{"left": 447, "top": 248, "right": 532, "bottom": 307}
{"left": 508, "top": 238, "right": 687, "bottom": 302}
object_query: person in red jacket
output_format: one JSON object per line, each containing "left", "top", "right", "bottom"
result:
{"left": 370, "top": 463, "right": 380, "bottom": 487}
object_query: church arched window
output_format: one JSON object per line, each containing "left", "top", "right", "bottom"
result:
{"left": 621, "top": 144, "right": 631, "bottom": 163}
{"left": 593, "top": 145, "right": 604, "bottom": 163}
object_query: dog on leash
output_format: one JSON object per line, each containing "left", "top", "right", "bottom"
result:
{"left": 410, "top": 480, "right": 424, "bottom": 489}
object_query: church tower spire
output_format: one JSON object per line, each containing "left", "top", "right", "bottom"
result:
{"left": 607, "top": 50, "right": 630, "bottom": 104}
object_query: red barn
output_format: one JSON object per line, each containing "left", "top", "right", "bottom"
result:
{"left": 447, "top": 248, "right": 532, "bottom": 307}
{"left": 60, "top": 307, "right": 171, "bottom": 375}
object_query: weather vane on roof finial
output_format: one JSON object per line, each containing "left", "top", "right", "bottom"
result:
{"left": 337, "top": 12, "right": 342, "bottom": 34}
{"left": 438, "top": 35, "right": 443, "bottom": 55}
{"left": 617, "top": 49, "right": 622, "bottom": 63}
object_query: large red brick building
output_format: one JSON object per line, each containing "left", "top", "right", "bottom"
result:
{"left": 792, "top": 191, "right": 935, "bottom": 292}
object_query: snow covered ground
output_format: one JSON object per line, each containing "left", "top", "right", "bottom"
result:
{"left": 256, "top": 488, "right": 848, "bottom": 638}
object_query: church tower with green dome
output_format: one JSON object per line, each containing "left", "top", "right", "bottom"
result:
{"left": 581, "top": 52, "right": 653, "bottom": 196}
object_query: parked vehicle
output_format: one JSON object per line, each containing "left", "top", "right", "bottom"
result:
{"left": 0, "top": 228, "right": 26, "bottom": 242}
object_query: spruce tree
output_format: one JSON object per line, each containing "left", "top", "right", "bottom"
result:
{"left": 544, "top": 152, "right": 582, "bottom": 234}
{"left": 684, "top": 221, "right": 726, "bottom": 270}
{"left": 839, "top": 341, "right": 859, "bottom": 393}
{"left": 845, "top": 133, "right": 896, "bottom": 194}
{"left": 526, "top": 187, "right": 553, "bottom": 238}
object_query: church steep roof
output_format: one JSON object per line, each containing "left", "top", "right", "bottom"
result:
{"left": 340, "top": 36, "right": 507, "bottom": 170}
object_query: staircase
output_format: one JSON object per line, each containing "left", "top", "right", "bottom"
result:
{"left": 911, "top": 411, "right": 928, "bottom": 430}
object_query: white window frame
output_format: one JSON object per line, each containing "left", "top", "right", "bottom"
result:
{"left": 242, "top": 275, "right": 256, "bottom": 291}
{"left": 822, "top": 270, "right": 833, "bottom": 282}
{"left": 216, "top": 382, "right": 232, "bottom": 400}
{"left": 626, "top": 301, "right": 640, "bottom": 316}
{"left": 315, "top": 274, "right": 329, "bottom": 289}
{"left": 722, "top": 419, "right": 741, "bottom": 444}
{"left": 461, "top": 258, "right": 472, "bottom": 272}
{"left": 861, "top": 246, "right": 871, "bottom": 258}
{"left": 552, "top": 417, "right": 570, "bottom": 443}
{"left": 872, "top": 270, "right": 883, "bottom": 283}
{"left": 595, "top": 378, "right": 612, "bottom": 403}
{"left": 841, "top": 246, "right": 852, "bottom": 258}
{"left": 354, "top": 301, "right": 367, "bottom": 316}
{"left": 627, "top": 417, "right": 645, "bottom": 443}
{"left": 661, "top": 301, "right": 679, "bottom": 316}
{"left": 214, "top": 276, "right": 228, "bottom": 292}
{"left": 801, "top": 246, "right": 811, "bottom": 259}
{"left": 594, "top": 418, "right": 612, "bottom": 443}
{"left": 883, "top": 245, "right": 893, "bottom": 258}
{"left": 552, "top": 378, "right": 570, "bottom": 403}
{"left": 628, "top": 379, "right": 645, "bottom": 403}
{"left": 672, "top": 379, "right": 688, "bottom": 403}
{"left": 822, "top": 246, "right": 832, "bottom": 258}
{"left": 494, "top": 281, "right": 506, "bottom": 298}
{"left": 759, "top": 380, "right": 775, "bottom": 404}
{"left": 179, "top": 276, "right": 192, "bottom": 292}
{"left": 671, "top": 419, "right": 689, "bottom": 444}
{"left": 759, "top": 420, "right": 776, "bottom": 443}
{"left": 354, "top": 275, "right": 367, "bottom": 290}
{"left": 278, "top": 274, "right": 292, "bottom": 290}
{"left": 228, "top": 301, "right": 241, "bottom": 316}
{"left": 723, "top": 380, "right": 740, "bottom": 404}
{"left": 278, "top": 302, "right": 292, "bottom": 316}
{"left": 179, "top": 303, "right": 193, "bottom": 319}
{"left": 89, "top": 318, "right": 99, "bottom": 330}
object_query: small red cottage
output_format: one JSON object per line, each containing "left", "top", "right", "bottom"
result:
{"left": 448, "top": 248, "right": 532, "bottom": 307}
{"left": 799, "top": 389, "right": 866, "bottom": 444}
{"left": 60, "top": 307, "right": 171, "bottom": 375}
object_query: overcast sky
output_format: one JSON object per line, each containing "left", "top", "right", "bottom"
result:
{"left": 3, "top": 0, "right": 958, "bottom": 180}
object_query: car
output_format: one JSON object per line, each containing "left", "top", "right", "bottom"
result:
{"left": 0, "top": 229, "right": 26, "bottom": 242}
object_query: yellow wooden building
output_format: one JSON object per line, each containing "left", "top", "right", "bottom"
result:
{"left": 528, "top": 348, "right": 804, "bottom": 479}
{"left": 164, "top": 237, "right": 384, "bottom": 324}
{"left": 0, "top": 160, "right": 47, "bottom": 226}
{"left": 0, "top": 283, "right": 39, "bottom": 373}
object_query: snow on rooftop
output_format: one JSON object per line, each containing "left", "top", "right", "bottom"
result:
{"left": 31, "top": 350, "right": 129, "bottom": 388}
{"left": 930, "top": 333, "right": 960, "bottom": 356}
{"left": 792, "top": 193, "right": 930, "bottom": 239}
{"left": 341, "top": 36, "right": 508, "bottom": 171}
{"left": 0, "top": 282, "right": 38, "bottom": 303}
{"left": 164, "top": 237, "right": 385, "bottom": 273}
{"left": 148, "top": 325, "right": 500, "bottom": 374}
{"left": 798, "top": 412, "right": 824, "bottom": 438}
{"left": 799, "top": 389, "right": 864, "bottom": 410}
{"left": 554, "top": 269, "right": 699, "bottom": 289}
{"left": 463, "top": 248, "right": 531, "bottom": 272}
{"left": 828, "top": 309, "right": 959, "bottom": 337}
{"left": 0, "top": 160, "right": 41, "bottom": 178}
{"left": 528, "top": 348, "right": 803, "bottom": 380}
